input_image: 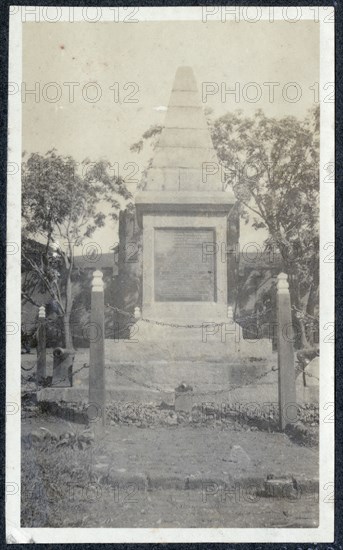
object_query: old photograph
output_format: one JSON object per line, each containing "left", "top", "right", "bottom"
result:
{"left": 6, "top": 5, "right": 334, "bottom": 544}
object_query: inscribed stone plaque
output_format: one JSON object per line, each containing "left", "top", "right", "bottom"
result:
{"left": 154, "top": 228, "right": 216, "bottom": 301}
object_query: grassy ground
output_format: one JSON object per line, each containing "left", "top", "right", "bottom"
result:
{"left": 21, "top": 349, "right": 319, "bottom": 528}
{"left": 22, "top": 465, "right": 319, "bottom": 529}
{"left": 21, "top": 412, "right": 319, "bottom": 528}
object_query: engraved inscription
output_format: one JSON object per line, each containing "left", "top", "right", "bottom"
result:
{"left": 154, "top": 228, "right": 216, "bottom": 302}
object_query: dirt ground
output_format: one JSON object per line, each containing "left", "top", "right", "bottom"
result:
{"left": 21, "top": 349, "right": 319, "bottom": 528}
{"left": 22, "top": 414, "right": 318, "bottom": 482}
{"left": 21, "top": 412, "right": 319, "bottom": 528}
{"left": 22, "top": 484, "right": 319, "bottom": 529}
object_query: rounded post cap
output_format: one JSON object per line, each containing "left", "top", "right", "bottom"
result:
{"left": 92, "top": 269, "right": 104, "bottom": 291}
{"left": 134, "top": 306, "right": 141, "bottom": 319}
{"left": 277, "top": 272, "right": 289, "bottom": 293}
{"left": 38, "top": 305, "right": 46, "bottom": 318}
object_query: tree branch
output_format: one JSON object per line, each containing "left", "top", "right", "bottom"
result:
{"left": 21, "top": 291, "right": 40, "bottom": 307}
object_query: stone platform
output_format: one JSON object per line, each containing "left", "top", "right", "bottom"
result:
{"left": 116, "top": 318, "right": 273, "bottom": 360}
{"left": 33, "top": 312, "right": 317, "bottom": 409}
{"left": 35, "top": 338, "right": 317, "bottom": 406}
{"left": 105, "top": 317, "right": 274, "bottom": 394}
{"left": 36, "top": 327, "right": 279, "bottom": 407}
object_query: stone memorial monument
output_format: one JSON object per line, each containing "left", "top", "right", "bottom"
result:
{"left": 109, "top": 66, "right": 270, "bottom": 396}
{"left": 135, "top": 66, "right": 235, "bottom": 324}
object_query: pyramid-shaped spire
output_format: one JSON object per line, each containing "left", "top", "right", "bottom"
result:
{"left": 144, "top": 66, "right": 223, "bottom": 192}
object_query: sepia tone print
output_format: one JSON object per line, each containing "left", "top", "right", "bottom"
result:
{"left": 6, "top": 6, "right": 334, "bottom": 544}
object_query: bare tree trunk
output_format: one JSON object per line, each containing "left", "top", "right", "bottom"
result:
{"left": 63, "top": 312, "right": 73, "bottom": 349}
{"left": 306, "top": 279, "right": 319, "bottom": 346}
{"left": 289, "top": 279, "right": 310, "bottom": 349}
{"left": 297, "top": 316, "right": 309, "bottom": 349}
{"left": 280, "top": 254, "right": 310, "bottom": 350}
{"left": 61, "top": 235, "right": 75, "bottom": 349}
{"left": 63, "top": 269, "right": 74, "bottom": 349}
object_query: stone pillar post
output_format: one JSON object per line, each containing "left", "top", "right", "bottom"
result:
{"left": 89, "top": 270, "right": 105, "bottom": 426}
{"left": 277, "top": 273, "right": 297, "bottom": 431}
{"left": 227, "top": 305, "right": 234, "bottom": 323}
{"left": 36, "top": 305, "right": 46, "bottom": 385}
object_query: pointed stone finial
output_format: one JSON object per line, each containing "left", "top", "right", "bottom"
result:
{"left": 277, "top": 272, "right": 289, "bottom": 294}
{"left": 139, "top": 65, "right": 229, "bottom": 193}
{"left": 92, "top": 270, "right": 104, "bottom": 292}
{"left": 172, "top": 66, "right": 198, "bottom": 92}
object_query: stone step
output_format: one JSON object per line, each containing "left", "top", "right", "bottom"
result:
{"left": 105, "top": 337, "right": 272, "bottom": 362}
{"left": 102, "top": 358, "right": 276, "bottom": 389}
{"left": 130, "top": 318, "right": 240, "bottom": 342}
{"left": 37, "top": 386, "right": 175, "bottom": 406}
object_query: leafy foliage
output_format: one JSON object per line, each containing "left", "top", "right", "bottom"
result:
{"left": 210, "top": 107, "right": 319, "bottom": 346}
{"left": 22, "top": 150, "right": 131, "bottom": 346}
{"left": 130, "top": 124, "right": 163, "bottom": 154}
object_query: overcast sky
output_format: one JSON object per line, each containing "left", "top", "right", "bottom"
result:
{"left": 22, "top": 20, "right": 319, "bottom": 252}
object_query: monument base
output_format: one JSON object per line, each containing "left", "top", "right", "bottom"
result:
{"left": 107, "top": 318, "right": 273, "bottom": 394}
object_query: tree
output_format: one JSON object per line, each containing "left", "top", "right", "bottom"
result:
{"left": 131, "top": 106, "right": 319, "bottom": 348}
{"left": 211, "top": 107, "right": 319, "bottom": 348}
{"left": 22, "top": 150, "right": 131, "bottom": 348}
